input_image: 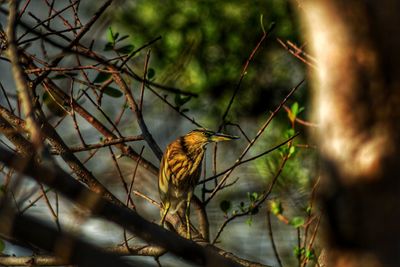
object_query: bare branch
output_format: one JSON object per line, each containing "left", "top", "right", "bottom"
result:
{"left": 7, "top": 0, "right": 42, "bottom": 147}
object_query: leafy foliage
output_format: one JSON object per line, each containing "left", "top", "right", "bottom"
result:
{"left": 111, "top": 0, "right": 305, "bottom": 117}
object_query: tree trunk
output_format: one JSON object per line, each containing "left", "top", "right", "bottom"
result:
{"left": 298, "top": 1, "right": 400, "bottom": 266}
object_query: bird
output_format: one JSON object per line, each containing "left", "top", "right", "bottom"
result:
{"left": 158, "top": 128, "right": 239, "bottom": 239}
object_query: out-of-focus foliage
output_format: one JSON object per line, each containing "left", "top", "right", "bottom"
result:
{"left": 109, "top": 0, "right": 305, "bottom": 118}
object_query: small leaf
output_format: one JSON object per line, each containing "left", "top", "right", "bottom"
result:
{"left": 117, "top": 34, "right": 130, "bottom": 42}
{"left": 52, "top": 74, "right": 68, "bottom": 80}
{"left": 107, "top": 27, "right": 115, "bottom": 43}
{"left": 219, "top": 200, "right": 231, "bottom": 213}
{"left": 147, "top": 68, "right": 156, "bottom": 79}
{"left": 104, "top": 42, "right": 114, "bottom": 51}
{"left": 103, "top": 87, "right": 123, "bottom": 98}
{"left": 181, "top": 108, "right": 189, "bottom": 113}
{"left": 239, "top": 201, "right": 245, "bottom": 212}
{"left": 289, "top": 216, "right": 305, "bottom": 228}
{"left": 305, "top": 249, "right": 316, "bottom": 261}
{"left": 250, "top": 192, "right": 259, "bottom": 202}
{"left": 51, "top": 72, "right": 78, "bottom": 80}
{"left": 93, "top": 72, "right": 112, "bottom": 83}
{"left": 270, "top": 200, "right": 283, "bottom": 215}
{"left": 284, "top": 128, "right": 295, "bottom": 139}
{"left": 43, "top": 91, "right": 67, "bottom": 117}
{"left": 288, "top": 146, "right": 296, "bottom": 157}
{"left": 291, "top": 102, "right": 299, "bottom": 116}
{"left": 246, "top": 217, "right": 253, "bottom": 226}
{"left": 116, "top": 44, "right": 135, "bottom": 54}
{"left": 250, "top": 205, "right": 259, "bottom": 215}
{"left": 114, "top": 32, "right": 119, "bottom": 41}
{"left": 260, "top": 14, "right": 266, "bottom": 33}
{"left": 293, "top": 246, "right": 305, "bottom": 258}
{"left": 0, "top": 239, "right": 5, "bottom": 252}
{"left": 174, "top": 94, "right": 191, "bottom": 107}
{"left": 306, "top": 206, "right": 312, "bottom": 215}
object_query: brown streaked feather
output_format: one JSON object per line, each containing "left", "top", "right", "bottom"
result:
{"left": 158, "top": 134, "right": 205, "bottom": 211}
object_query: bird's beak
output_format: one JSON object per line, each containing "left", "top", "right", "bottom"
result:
{"left": 209, "top": 132, "right": 239, "bottom": 142}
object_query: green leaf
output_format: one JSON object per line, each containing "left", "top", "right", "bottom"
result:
{"left": 250, "top": 205, "right": 259, "bottom": 215}
{"left": 270, "top": 200, "right": 283, "bottom": 215}
{"left": 288, "top": 145, "right": 296, "bottom": 157}
{"left": 0, "top": 239, "right": 5, "bottom": 252}
{"left": 117, "top": 34, "right": 130, "bottom": 42}
{"left": 278, "top": 145, "right": 288, "bottom": 157}
{"left": 114, "top": 32, "right": 120, "bottom": 41}
{"left": 293, "top": 246, "right": 305, "bottom": 258}
{"left": 104, "top": 42, "right": 114, "bottom": 51}
{"left": 239, "top": 201, "right": 245, "bottom": 212}
{"left": 147, "top": 68, "right": 156, "bottom": 79}
{"left": 245, "top": 217, "right": 253, "bottom": 226}
{"left": 289, "top": 216, "right": 305, "bottom": 228}
{"left": 305, "top": 249, "right": 316, "bottom": 261}
{"left": 107, "top": 27, "right": 115, "bottom": 43}
{"left": 306, "top": 206, "right": 312, "bottom": 215}
{"left": 260, "top": 14, "right": 265, "bottom": 33}
{"left": 219, "top": 200, "right": 231, "bottom": 213}
{"left": 42, "top": 91, "right": 67, "bottom": 117}
{"left": 174, "top": 94, "right": 191, "bottom": 107}
{"left": 93, "top": 72, "right": 112, "bottom": 83}
{"left": 248, "top": 192, "right": 258, "bottom": 202}
{"left": 103, "top": 87, "right": 123, "bottom": 98}
{"left": 51, "top": 72, "right": 78, "bottom": 80}
{"left": 116, "top": 44, "right": 135, "bottom": 54}
{"left": 106, "top": 27, "right": 119, "bottom": 44}
{"left": 284, "top": 128, "right": 295, "bottom": 139}
{"left": 291, "top": 102, "right": 299, "bottom": 116}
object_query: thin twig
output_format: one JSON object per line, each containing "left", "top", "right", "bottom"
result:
{"left": 212, "top": 149, "right": 291, "bottom": 243}
{"left": 127, "top": 146, "right": 145, "bottom": 209}
{"left": 199, "top": 133, "right": 299, "bottom": 185}
{"left": 220, "top": 22, "right": 276, "bottom": 125}
{"left": 17, "top": 0, "right": 78, "bottom": 42}
{"left": 205, "top": 80, "right": 304, "bottom": 204}
{"left": 118, "top": 36, "right": 161, "bottom": 70}
{"left": 267, "top": 211, "right": 283, "bottom": 267}
{"left": 112, "top": 72, "right": 163, "bottom": 160}
{"left": 139, "top": 49, "right": 151, "bottom": 111}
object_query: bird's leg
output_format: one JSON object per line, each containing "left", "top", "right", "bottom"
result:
{"left": 185, "top": 192, "right": 192, "bottom": 239}
{"left": 160, "top": 201, "right": 170, "bottom": 227}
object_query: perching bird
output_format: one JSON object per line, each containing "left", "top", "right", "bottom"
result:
{"left": 158, "top": 128, "right": 238, "bottom": 238}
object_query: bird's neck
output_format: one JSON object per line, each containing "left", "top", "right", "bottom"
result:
{"left": 181, "top": 137, "right": 206, "bottom": 163}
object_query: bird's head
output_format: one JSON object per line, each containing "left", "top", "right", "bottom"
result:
{"left": 184, "top": 128, "right": 239, "bottom": 149}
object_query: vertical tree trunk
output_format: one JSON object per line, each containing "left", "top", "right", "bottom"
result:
{"left": 298, "top": 1, "right": 400, "bottom": 266}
